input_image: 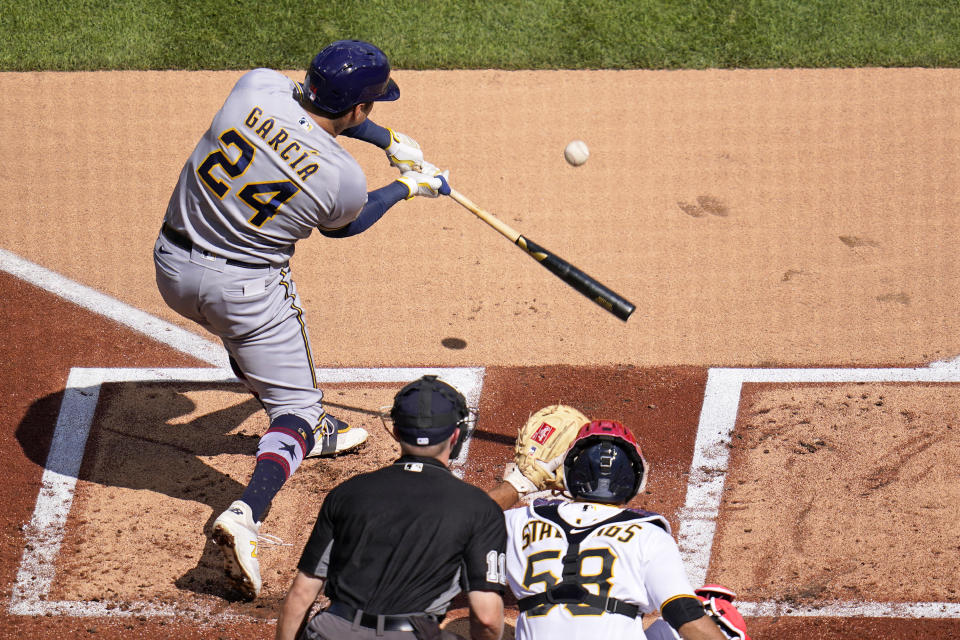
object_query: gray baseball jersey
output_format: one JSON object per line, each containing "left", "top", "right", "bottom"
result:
{"left": 165, "top": 68, "right": 367, "bottom": 266}
{"left": 156, "top": 68, "right": 367, "bottom": 427}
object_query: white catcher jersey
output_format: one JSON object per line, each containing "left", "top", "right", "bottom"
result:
{"left": 165, "top": 68, "right": 368, "bottom": 266}
{"left": 504, "top": 500, "right": 696, "bottom": 640}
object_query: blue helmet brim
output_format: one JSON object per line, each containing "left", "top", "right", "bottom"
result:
{"left": 374, "top": 78, "right": 400, "bottom": 103}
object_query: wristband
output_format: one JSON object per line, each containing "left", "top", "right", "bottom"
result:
{"left": 503, "top": 463, "right": 539, "bottom": 495}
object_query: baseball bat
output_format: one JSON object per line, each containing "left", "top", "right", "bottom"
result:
{"left": 447, "top": 188, "right": 636, "bottom": 321}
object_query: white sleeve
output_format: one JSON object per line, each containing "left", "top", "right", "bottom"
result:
{"left": 502, "top": 507, "right": 529, "bottom": 598}
{"left": 640, "top": 527, "right": 697, "bottom": 610}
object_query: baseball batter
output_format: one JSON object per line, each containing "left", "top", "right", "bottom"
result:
{"left": 492, "top": 419, "right": 729, "bottom": 640}
{"left": 153, "top": 40, "right": 449, "bottom": 600}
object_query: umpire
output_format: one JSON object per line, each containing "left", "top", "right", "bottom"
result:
{"left": 276, "top": 375, "right": 506, "bottom": 640}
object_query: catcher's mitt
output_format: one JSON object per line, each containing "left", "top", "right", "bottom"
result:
{"left": 508, "top": 404, "right": 589, "bottom": 493}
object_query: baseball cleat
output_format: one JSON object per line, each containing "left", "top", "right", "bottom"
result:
{"left": 307, "top": 412, "right": 368, "bottom": 458}
{"left": 211, "top": 500, "right": 262, "bottom": 600}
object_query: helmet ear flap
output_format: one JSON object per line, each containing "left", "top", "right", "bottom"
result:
{"left": 634, "top": 449, "right": 649, "bottom": 495}
{"left": 449, "top": 425, "right": 469, "bottom": 459}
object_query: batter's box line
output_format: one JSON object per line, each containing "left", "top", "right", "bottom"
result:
{"left": 9, "top": 366, "right": 485, "bottom": 619}
{"left": 678, "top": 366, "right": 960, "bottom": 619}
{"left": 737, "top": 601, "right": 960, "bottom": 618}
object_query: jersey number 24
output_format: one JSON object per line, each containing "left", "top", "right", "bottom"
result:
{"left": 197, "top": 129, "right": 300, "bottom": 228}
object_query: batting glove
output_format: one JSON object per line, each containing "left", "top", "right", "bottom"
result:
{"left": 396, "top": 168, "right": 451, "bottom": 199}
{"left": 385, "top": 128, "right": 424, "bottom": 172}
{"left": 419, "top": 159, "right": 442, "bottom": 176}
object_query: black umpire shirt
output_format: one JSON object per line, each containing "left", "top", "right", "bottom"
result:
{"left": 298, "top": 455, "right": 506, "bottom": 615}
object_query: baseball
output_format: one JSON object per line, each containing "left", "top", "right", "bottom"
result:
{"left": 564, "top": 140, "right": 589, "bottom": 166}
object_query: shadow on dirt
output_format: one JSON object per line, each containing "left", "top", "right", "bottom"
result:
{"left": 16, "top": 382, "right": 264, "bottom": 599}
{"left": 14, "top": 382, "right": 385, "bottom": 601}
{"left": 14, "top": 382, "right": 514, "bottom": 602}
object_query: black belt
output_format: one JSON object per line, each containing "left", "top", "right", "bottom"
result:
{"left": 327, "top": 601, "right": 437, "bottom": 633}
{"left": 160, "top": 223, "right": 273, "bottom": 269}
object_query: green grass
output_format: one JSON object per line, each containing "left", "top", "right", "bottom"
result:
{"left": 2, "top": 0, "right": 959, "bottom": 70}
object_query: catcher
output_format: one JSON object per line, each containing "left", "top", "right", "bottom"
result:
{"left": 487, "top": 407, "right": 733, "bottom": 640}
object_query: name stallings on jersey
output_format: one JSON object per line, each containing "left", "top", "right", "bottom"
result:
{"left": 242, "top": 106, "right": 321, "bottom": 182}
{"left": 520, "top": 513, "right": 648, "bottom": 552}
{"left": 521, "top": 519, "right": 562, "bottom": 549}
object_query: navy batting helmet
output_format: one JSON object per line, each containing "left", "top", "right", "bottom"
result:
{"left": 304, "top": 40, "right": 400, "bottom": 114}
{"left": 390, "top": 375, "right": 470, "bottom": 457}
{"left": 563, "top": 420, "right": 649, "bottom": 504}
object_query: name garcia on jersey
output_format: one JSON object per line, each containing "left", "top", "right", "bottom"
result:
{"left": 242, "top": 106, "right": 320, "bottom": 181}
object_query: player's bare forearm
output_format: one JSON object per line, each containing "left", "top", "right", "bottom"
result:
{"left": 677, "top": 614, "right": 730, "bottom": 640}
{"left": 487, "top": 481, "right": 520, "bottom": 510}
{"left": 468, "top": 590, "right": 504, "bottom": 640}
{"left": 275, "top": 571, "right": 324, "bottom": 640}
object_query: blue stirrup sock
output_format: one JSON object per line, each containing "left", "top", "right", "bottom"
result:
{"left": 240, "top": 413, "right": 316, "bottom": 523}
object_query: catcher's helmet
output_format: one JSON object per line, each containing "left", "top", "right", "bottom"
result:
{"left": 563, "top": 420, "right": 649, "bottom": 504}
{"left": 305, "top": 40, "right": 400, "bottom": 114}
{"left": 390, "top": 375, "right": 469, "bottom": 455}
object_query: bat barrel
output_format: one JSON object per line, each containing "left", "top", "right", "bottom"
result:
{"left": 518, "top": 236, "right": 636, "bottom": 321}
{"left": 447, "top": 188, "right": 636, "bottom": 321}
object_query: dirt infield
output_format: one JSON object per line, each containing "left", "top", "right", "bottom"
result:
{"left": 2, "top": 68, "right": 960, "bottom": 638}
{"left": 715, "top": 382, "right": 960, "bottom": 605}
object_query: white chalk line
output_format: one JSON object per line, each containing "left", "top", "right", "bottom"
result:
{"left": 0, "top": 248, "right": 228, "bottom": 368}
{"left": 677, "top": 366, "right": 960, "bottom": 619}
{"left": 0, "top": 248, "right": 487, "bottom": 617}
{"left": 737, "top": 601, "right": 960, "bottom": 618}
{"left": 10, "top": 366, "right": 485, "bottom": 619}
